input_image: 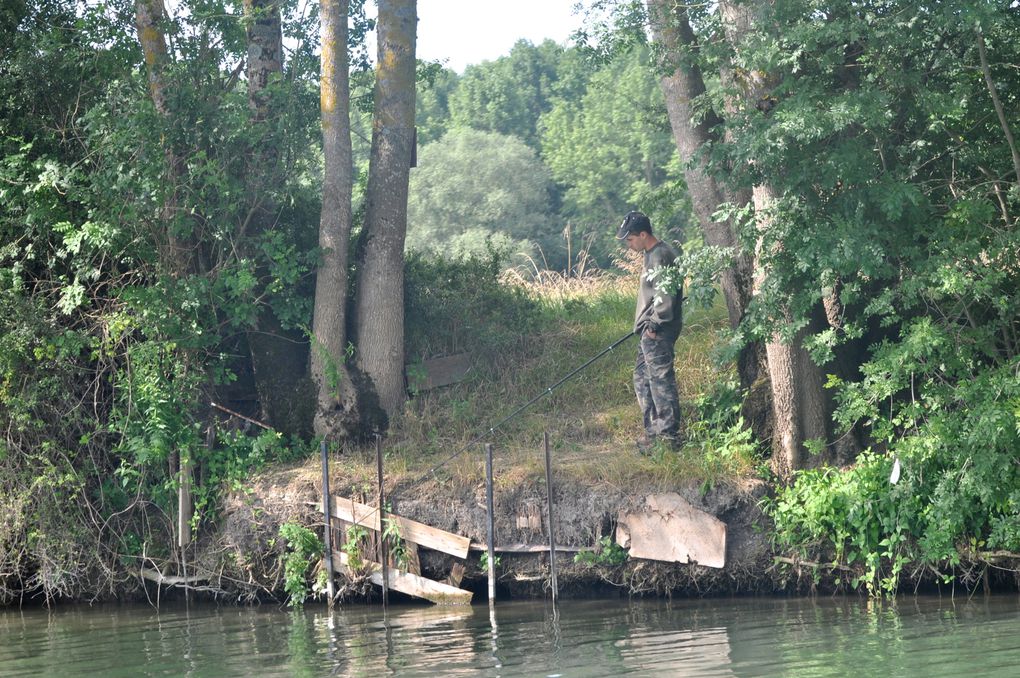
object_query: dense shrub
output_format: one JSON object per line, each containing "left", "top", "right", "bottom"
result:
{"left": 403, "top": 248, "right": 540, "bottom": 364}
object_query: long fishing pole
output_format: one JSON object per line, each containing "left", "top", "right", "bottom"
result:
{"left": 319, "top": 330, "right": 637, "bottom": 545}
{"left": 416, "top": 329, "right": 637, "bottom": 482}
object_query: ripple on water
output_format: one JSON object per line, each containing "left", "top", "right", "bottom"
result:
{"left": 1, "top": 596, "right": 1019, "bottom": 677}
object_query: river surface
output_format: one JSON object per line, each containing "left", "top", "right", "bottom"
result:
{"left": 2, "top": 595, "right": 1019, "bottom": 677}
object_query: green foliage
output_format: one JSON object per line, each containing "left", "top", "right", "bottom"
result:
{"left": 406, "top": 128, "right": 556, "bottom": 261}
{"left": 540, "top": 44, "right": 685, "bottom": 256}
{"left": 769, "top": 350, "right": 1020, "bottom": 595}
{"left": 0, "top": 0, "right": 328, "bottom": 601}
{"left": 767, "top": 452, "right": 915, "bottom": 596}
{"left": 448, "top": 40, "right": 590, "bottom": 148}
{"left": 404, "top": 248, "right": 540, "bottom": 363}
{"left": 279, "top": 522, "right": 324, "bottom": 607}
{"left": 342, "top": 524, "right": 369, "bottom": 570}
{"left": 382, "top": 515, "right": 408, "bottom": 570}
{"left": 574, "top": 536, "right": 629, "bottom": 566}
{"left": 415, "top": 66, "right": 459, "bottom": 145}
{"left": 480, "top": 551, "right": 501, "bottom": 573}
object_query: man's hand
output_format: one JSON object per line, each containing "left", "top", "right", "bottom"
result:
{"left": 644, "top": 328, "right": 657, "bottom": 339}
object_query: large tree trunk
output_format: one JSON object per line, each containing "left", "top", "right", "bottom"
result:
{"left": 645, "top": 0, "right": 761, "bottom": 389}
{"left": 719, "top": 0, "right": 830, "bottom": 475}
{"left": 311, "top": 0, "right": 356, "bottom": 437}
{"left": 241, "top": 0, "right": 314, "bottom": 436}
{"left": 352, "top": 0, "right": 417, "bottom": 424}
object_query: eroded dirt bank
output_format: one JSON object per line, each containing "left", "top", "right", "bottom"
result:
{"left": 198, "top": 456, "right": 781, "bottom": 604}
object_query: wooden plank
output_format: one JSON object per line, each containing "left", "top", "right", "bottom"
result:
{"left": 468, "top": 543, "right": 590, "bottom": 553}
{"left": 616, "top": 492, "right": 726, "bottom": 569}
{"left": 332, "top": 551, "right": 473, "bottom": 605}
{"left": 407, "top": 353, "right": 473, "bottom": 391}
{"left": 140, "top": 568, "right": 206, "bottom": 585}
{"left": 323, "top": 496, "right": 471, "bottom": 559}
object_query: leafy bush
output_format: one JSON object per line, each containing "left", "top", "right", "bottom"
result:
{"left": 574, "top": 536, "right": 629, "bottom": 566}
{"left": 769, "top": 353, "right": 1020, "bottom": 595}
{"left": 404, "top": 248, "right": 540, "bottom": 365}
{"left": 768, "top": 451, "right": 911, "bottom": 596}
{"left": 279, "top": 522, "right": 324, "bottom": 607}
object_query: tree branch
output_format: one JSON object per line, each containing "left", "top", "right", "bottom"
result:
{"left": 977, "top": 31, "right": 1020, "bottom": 189}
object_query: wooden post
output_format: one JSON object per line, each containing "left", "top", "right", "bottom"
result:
{"left": 321, "top": 440, "right": 336, "bottom": 605}
{"left": 376, "top": 433, "right": 389, "bottom": 610}
{"left": 178, "top": 453, "right": 193, "bottom": 549}
{"left": 178, "top": 432, "right": 198, "bottom": 607}
{"left": 485, "top": 443, "right": 496, "bottom": 605}
{"left": 543, "top": 432, "right": 558, "bottom": 604}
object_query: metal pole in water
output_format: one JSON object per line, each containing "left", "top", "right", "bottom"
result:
{"left": 543, "top": 431, "right": 558, "bottom": 604}
{"left": 376, "top": 433, "right": 389, "bottom": 611}
{"left": 485, "top": 443, "right": 496, "bottom": 605}
{"left": 321, "top": 440, "right": 336, "bottom": 606}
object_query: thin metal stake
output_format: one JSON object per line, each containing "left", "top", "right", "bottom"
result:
{"left": 543, "top": 431, "right": 558, "bottom": 604}
{"left": 321, "top": 440, "right": 336, "bottom": 606}
{"left": 376, "top": 434, "right": 389, "bottom": 611}
{"left": 485, "top": 443, "right": 496, "bottom": 605}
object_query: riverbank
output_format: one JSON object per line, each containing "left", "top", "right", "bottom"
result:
{"left": 204, "top": 451, "right": 776, "bottom": 604}
{"left": 160, "top": 445, "right": 1020, "bottom": 605}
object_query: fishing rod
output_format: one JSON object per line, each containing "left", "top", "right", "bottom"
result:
{"left": 319, "top": 329, "right": 638, "bottom": 541}
{"left": 414, "top": 328, "right": 637, "bottom": 483}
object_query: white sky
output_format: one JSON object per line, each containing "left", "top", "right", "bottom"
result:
{"left": 415, "top": 1, "right": 588, "bottom": 72}
{"left": 162, "top": 0, "right": 589, "bottom": 74}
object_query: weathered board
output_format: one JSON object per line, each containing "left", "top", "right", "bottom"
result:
{"left": 616, "top": 492, "right": 726, "bottom": 569}
{"left": 332, "top": 551, "right": 473, "bottom": 605}
{"left": 407, "top": 353, "right": 473, "bottom": 391}
{"left": 323, "top": 496, "right": 472, "bottom": 559}
{"left": 468, "top": 543, "right": 590, "bottom": 553}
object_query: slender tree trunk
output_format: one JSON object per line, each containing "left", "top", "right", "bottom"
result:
{"left": 311, "top": 0, "right": 355, "bottom": 437}
{"left": 353, "top": 0, "right": 417, "bottom": 423}
{"left": 719, "top": 0, "right": 830, "bottom": 474}
{"left": 136, "top": 0, "right": 169, "bottom": 116}
{"left": 976, "top": 31, "right": 1020, "bottom": 189}
{"left": 645, "top": 0, "right": 761, "bottom": 388}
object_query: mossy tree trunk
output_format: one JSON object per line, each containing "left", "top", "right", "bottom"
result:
{"left": 311, "top": 0, "right": 358, "bottom": 437}
{"left": 352, "top": 0, "right": 417, "bottom": 426}
{"left": 134, "top": 0, "right": 191, "bottom": 277}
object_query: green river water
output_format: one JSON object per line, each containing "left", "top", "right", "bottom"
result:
{"left": 2, "top": 595, "right": 1018, "bottom": 676}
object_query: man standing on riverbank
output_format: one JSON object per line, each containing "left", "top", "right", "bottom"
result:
{"left": 616, "top": 211, "right": 683, "bottom": 452}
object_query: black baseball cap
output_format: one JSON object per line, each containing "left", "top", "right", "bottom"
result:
{"left": 615, "top": 211, "right": 652, "bottom": 240}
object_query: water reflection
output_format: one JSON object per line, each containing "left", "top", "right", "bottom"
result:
{"left": 1, "top": 595, "right": 1020, "bottom": 676}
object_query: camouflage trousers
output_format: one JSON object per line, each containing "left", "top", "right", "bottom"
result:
{"left": 634, "top": 331, "right": 681, "bottom": 439}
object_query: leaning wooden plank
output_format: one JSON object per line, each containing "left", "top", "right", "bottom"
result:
{"left": 332, "top": 551, "right": 473, "bottom": 605}
{"left": 323, "top": 496, "right": 471, "bottom": 559}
